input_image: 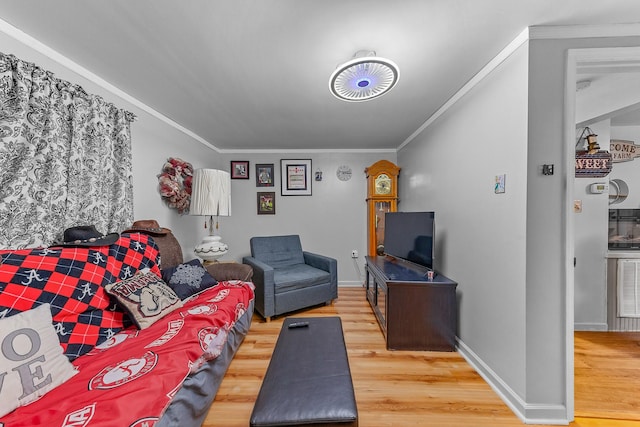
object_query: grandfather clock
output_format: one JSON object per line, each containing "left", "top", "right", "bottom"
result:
{"left": 365, "top": 160, "right": 400, "bottom": 256}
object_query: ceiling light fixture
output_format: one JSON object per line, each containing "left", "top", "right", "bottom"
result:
{"left": 329, "top": 50, "right": 399, "bottom": 102}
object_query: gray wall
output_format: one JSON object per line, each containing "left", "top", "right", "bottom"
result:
{"left": 397, "top": 32, "right": 640, "bottom": 424}
{"left": 215, "top": 152, "right": 396, "bottom": 285}
{"left": 398, "top": 42, "right": 530, "bottom": 418}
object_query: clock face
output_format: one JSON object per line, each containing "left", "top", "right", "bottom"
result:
{"left": 336, "top": 165, "right": 352, "bottom": 181}
{"left": 375, "top": 174, "right": 391, "bottom": 195}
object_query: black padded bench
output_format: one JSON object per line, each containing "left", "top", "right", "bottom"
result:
{"left": 250, "top": 317, "right": 358, "bottom": 427}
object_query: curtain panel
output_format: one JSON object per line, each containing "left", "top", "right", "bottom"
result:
{"left": 0, "top": 52, "right": 135, "bottom": 249}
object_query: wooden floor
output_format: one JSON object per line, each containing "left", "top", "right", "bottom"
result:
{"left": 202, "top": 287, "right": 640, "bottom": 427}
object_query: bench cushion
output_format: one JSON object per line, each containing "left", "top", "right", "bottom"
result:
{"left": 250, "top": 317, "right": 358, "bottom": 426}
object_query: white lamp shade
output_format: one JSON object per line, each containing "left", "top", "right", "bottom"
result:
{"left": 190, "top": 169, "right": 231, "bottom": 216}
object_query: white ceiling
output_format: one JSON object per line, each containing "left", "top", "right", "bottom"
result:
{"left": 1, "top": 1, "right": 640, "bottom": 151}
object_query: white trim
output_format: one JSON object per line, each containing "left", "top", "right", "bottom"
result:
{"left": 218, "top": 148, "right": 396, "bottom": 154}
{"left": 0, "top": 17, "right": 222, "bottom": 153}
{"left": 530, "top": 23, "right": 640, "bottom": 40}
{"left": 457, "top": 339, "right": 570, "bottom": 425}
{"left": 564, "top": 48, "right": 578, "bottom": 424}
{"left": 398, "top": 27, "right": 530, "bottom": 151}
{"left": 563, "top": 45, "right": 640, "bottom": 424}
{"left": 337, "top": 281, "right": 364, "bottom": 288}
{"left": 398, "top": 24, "right": 640, "bottom": 152}
{"left": 574, "top": 322, "right": 608, "bottom": 331}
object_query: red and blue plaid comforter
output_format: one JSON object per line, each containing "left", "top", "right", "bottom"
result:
{"left": 0, "top": 234, "right": 161, "bottom": 359}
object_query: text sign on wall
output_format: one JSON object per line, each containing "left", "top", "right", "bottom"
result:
{"left": 575, "top": 151, "right": 613, "bottom": 178}
{"left": 610, "top": 140, "right": 639, "bottom": 163}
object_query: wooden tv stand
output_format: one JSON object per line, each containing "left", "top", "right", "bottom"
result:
{"left": 365, "top": 255, "right": 457, "bottom": 351}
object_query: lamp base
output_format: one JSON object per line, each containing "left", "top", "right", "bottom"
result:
{"left": 194, "top": 235, "right": 229, "bottom": 262}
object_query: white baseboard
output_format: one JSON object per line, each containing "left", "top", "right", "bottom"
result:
{"left": 338, "top": 281, "right": 365, "bottom": 287}
{"left": 457, "top": 339, "right": 570, "bottom": 425}
{"left": 574, "top": 322, "right": 608, "bottom": 331}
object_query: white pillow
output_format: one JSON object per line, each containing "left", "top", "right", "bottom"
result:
{"left": 0, "top": 303, "right": 78, "bottom": 417}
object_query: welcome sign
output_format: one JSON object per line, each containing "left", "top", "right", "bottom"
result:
{"left": 610, "top": 139, "right": 639, "bottom": 163}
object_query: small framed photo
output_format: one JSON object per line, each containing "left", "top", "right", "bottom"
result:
{"left": 231, "top": 161, "right": 250, "bottom": 179}
{"left": 281, "top": 159, "right": 312, "bottom": 196}
{"left": 495, "top": 174, "right": 506, "bottom": 194}
{"left": 256, "top": 163, "right": 274, "bottom": 187}
{"left": 257, "top": 192, "right": 276, "bottom": 215}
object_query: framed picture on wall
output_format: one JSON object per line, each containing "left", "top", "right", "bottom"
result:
{"left": 231, "top": 161, "right": 250, "bottom": 179}
{"left": 257, "top": 192, "right": 276, "bottom": 215}
{"left": 281, "top": 159, "right": 312, "bottom": 196}
{"left": 256, "top": 163, "right": 274, "bottom": 187}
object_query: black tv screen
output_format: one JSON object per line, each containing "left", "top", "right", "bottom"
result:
{"left": 383, "top": 211, "right": 435, "bottom": 269}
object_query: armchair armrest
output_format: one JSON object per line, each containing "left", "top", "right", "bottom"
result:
{"left": 303, "top": 251, "right": 338, "bottom": 299}
{"left": 243, "top": 256, "right": 276, "bottom": 319}
{"left": 205, "top": 262, "right": 253, "bottom": 282}
{"left": 303, "top": 251, "right": 337, "bottom": 274}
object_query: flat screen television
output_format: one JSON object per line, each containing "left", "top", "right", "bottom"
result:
{"left": 383, "top": 211, "right": 435, "bottom": 269}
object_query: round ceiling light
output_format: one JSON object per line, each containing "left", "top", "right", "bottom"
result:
{"left": 329, "top": 51, "right": 399, "bottom": 102}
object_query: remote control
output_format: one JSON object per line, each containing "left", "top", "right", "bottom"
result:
{"left": 288, "top": 321, "right": 309, "bottom": 329}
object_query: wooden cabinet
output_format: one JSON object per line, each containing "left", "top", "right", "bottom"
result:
{"left": 365, "top": 256, "right": 457, "bottom": 351}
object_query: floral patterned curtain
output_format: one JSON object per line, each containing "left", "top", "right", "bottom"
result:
{"left": 0, "top": 52, "right": 135, "bottom": 249}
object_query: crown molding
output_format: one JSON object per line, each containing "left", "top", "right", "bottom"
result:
{"left": 218, "top": 148, "right": 396, "bottom": 154}
{"left": 529, "top": 23, "right": 640, "bottom": 40}
{"left": 399, "top": 23, "right": 640, "bottom": 152}
{"left": 399, "top": 27, "right": 530, "bottom": 151}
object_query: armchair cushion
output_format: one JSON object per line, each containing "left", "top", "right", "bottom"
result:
{"left": 274, "top": 264, "right": 331, "bottom": 293}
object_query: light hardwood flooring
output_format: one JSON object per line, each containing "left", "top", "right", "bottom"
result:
{"left": 202, "top": 287, "right": 640, "bottom": 427}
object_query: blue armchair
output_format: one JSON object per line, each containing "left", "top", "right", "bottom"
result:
{"left": 242, "top": 235, "right": 338, "bottom": 321}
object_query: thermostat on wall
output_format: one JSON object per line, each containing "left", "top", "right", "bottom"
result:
{"left": 589, "top": 182, "right": 609, "bottom": 194}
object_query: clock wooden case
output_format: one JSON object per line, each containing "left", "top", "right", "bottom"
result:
{"left": 365, "top": 160, "right": 401, "bottom": 257}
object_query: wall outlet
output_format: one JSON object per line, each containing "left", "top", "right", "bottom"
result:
{"left": 351, "top": 250, "right": 358, "bottom": 258}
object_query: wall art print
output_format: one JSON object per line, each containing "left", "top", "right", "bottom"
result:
{"left": 281, "top": 159, "right": 312, "bottom": 196}
{"left": 257, "top": 192, "right": 276, "bottom": 215}
{"left": 231, "top": 161, "right": 250, "bottom": 179}
{"left": 256, "top": 163, "right": 274, "bottom": 187}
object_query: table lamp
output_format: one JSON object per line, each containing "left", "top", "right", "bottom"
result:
{"left": 190, "top": 168, "right": 231, "bottom": 262}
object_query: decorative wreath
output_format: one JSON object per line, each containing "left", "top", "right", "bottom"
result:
{"left": 158, "top": 157, "right": 193, "bottom": 214}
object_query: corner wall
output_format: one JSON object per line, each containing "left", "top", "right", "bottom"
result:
{"left": 398, "top": 41, "right": 530, "bottom": 419}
